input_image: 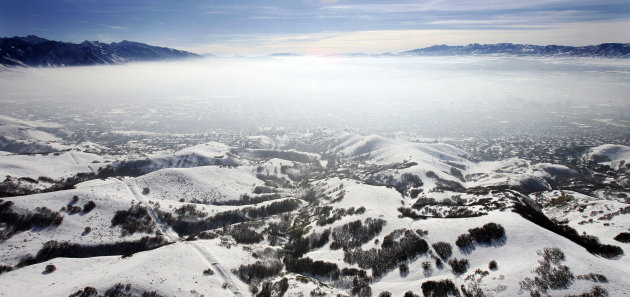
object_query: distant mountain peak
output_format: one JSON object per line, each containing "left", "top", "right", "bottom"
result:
{"left": 16, "top": 35, "right": 49, "bottom": 45}
{"left": 0, "top": 36, "right": 200, "bottom": 67}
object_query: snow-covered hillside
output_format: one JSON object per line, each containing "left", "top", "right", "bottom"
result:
{"left": 0, "top": 131, "right": 628, "bottom": 297}
{"left": 586, "top": 144, "right": 630, "bottom": 172}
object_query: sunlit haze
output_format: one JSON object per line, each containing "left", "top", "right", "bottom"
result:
{"left": 1, "top": 56, "right": 629, "bottom": 136}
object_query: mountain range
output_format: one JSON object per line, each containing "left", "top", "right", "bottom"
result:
{"left": 0, "top": 35, "right": 199, "bottom": 67}
{"left": 2, "top": 36, "right": 630, "bottom": 67}
{"left": 400, "top": 43, "right": 630, "bottom": 58}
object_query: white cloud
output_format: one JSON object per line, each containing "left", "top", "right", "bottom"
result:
{"left": 76, "top": 20, "right": 124, "bottom": 30}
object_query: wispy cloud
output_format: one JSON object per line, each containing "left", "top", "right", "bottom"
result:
{"left": 77, "top": 20, "right": 124, "bottom": 29}
{"left": 183, "top": 19, "right": 630, "bottom": 55}
{"left": 321, "top": 1, "right": 620, "bottom": 13}
{"left": 427, "top": 9, "right": 599, "bottom": 29}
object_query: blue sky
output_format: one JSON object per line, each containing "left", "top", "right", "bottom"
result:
{"left": 1, "top": 0, "right": 629, "bottom": 55}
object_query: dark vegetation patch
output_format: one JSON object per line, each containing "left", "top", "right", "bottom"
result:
{"left": 344, "top": 229, "right": 429, "bottom": 278}
{"left": 215, "top": 193, "right": 282, "bottom": 206}
{"left": 450, "top": 167, "right": 466, "bottom": 182}
{"left": 172, "top": 204, "right": 207, "bottom": 219}
{"left": 467, "top": 223, "right": 505, "bottom": 245}
{"left": 577, "top": 273, "right": 608, "bottom": 283}
{"left": 256, "top": 174, "right": 292, "bottom": 188}
{"left": 411, "top": 196, "right": 488, "bottom": 218}
{"left": 163, "top": 209, "right": 249, "bottom": 237}
{"left": 597, "top": 206, "right": 630, "bottom": 221}
{"left": 0, "top": 264, "right": 14, "bottom": 275}
{"left": 17, "top": 236, "right": 168, "bottom": 267}
{"left": 460, "top": 269, "right": 489, "bottom": 297}
{"left": 399, "top": 263, "right": 409, "bottom": 276}
{"left": 68, "top": 287, "right": 99, "bottom": 297}
{"left": 455, "top": 234, "right": 473, "bottom": 249}
{"left": 393, "top": 173, "right": 424, "bottom": 197}
{"left": 613, "top": 232, "right": 630, "bottom": 243}
{"left": 0, "top": 173, "right": 97, "bottom": 198}
{"left": 309, "top": 228, "right": 331, "bottom": 250}
{"left": 433, "top": 241, "right": 453, "bottom": 260}
{"left": 44, "top": 264, "right": 56, "bottom": 274}
{"left": 66, "top": 205, "right": 82, "bottom": 214}
{"left": 422, "top": 261, "right": 432, "bottom": 272}
{"left": 244, "top": 199, "right": 301, "bottom": 219}
{"left": 448, "top": 258, "right": 469, "bottom": 275}
{"left": 97, "top": 155, "right": 239, "bottom": 179}
{"left": 443, "top": 208, "right": 486, "bottom": 218}
{"left": 240, "top": 149, "right": 317, "bottom": 163}
{"left": 68, "top": 283, "right": 164, "bottom": 297}
{"left": 350, "top": 278, "right": 372, "bottom": 297}
{"left": 234, "top": 260, "right": 283, "bottom": 284}
{"left": 0, "top": 200, "right": 64, "bottom": 240}
{"left": 488, "top": 260, "right": 497, "bottom": 270}
{"left": 256, "top": 277, "right": 289, "bottom": 297}
{"left": 330, "top": 218, "right": 386, "bottom": 250}
{"left": 367, "top": 173, "right": 423, "bottom": 197}
{"left": 425, "top": 171, "right": 466, "bottom": 192}
{"left": 284, "top": 256, "right": 340, "bottom": 280}
{"left": 403, "top": 291, "right": 420, "bottom": 297}
{"left": 82, "top": 201, "right": 96, "bottom": 213}
{"left": 254, "top": 186, "right": 279, "bottom": 194}
{"left": 412, "top": 197, "right": 441, "bottom": 209}
{"left": 513, "top": 198, "right": 623, "bottom": 259}
{"left": 341, "top": 267, "right": 368, "bottom": 278}
{"left": 454, "top": 222, "right": 505, "bottom": 251}
{"left": 564, "top": 286, "right": 609, "bottom": 297}
{"left": 197, "top": 231, "right": 219, "bottom": 240}
{"left": 111, "top": 205, "right": 157, "bottom": 236}
{"left": 229, "top": 226, "right": 264, "bottom": 244}
{"left": 314, "top": 206, "right": 366, "bottom": 226}
{"left": 520, "top": 247, "right": 581, "bottom": 297}
{"left": 284, "top": 228, "right": 331, "bottom": 258}
{"left": 397, "top": 207, "right": 428, "bottom": 220}
{"left": 548, "top": 193, "right": 574, "bottom": 207}
{"left": 159, "top": 199, "right": 300, "bottom": 237}
{"left": 421, "top": 279, "right": 460, "bottom": 297}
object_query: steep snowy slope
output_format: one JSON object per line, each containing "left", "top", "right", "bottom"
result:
{"left": 0, "top": 151, "right": 105, "bottom": 180}
{"left": 102, "top": 142, "right": 241, "bottom": 177}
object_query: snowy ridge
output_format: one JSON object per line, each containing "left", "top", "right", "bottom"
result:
{"left": 585, "top": 144, "right": 630, "bottom": 171}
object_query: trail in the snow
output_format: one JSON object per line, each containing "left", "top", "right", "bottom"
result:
{"left": 69, "top": 151, "right": 97, "bottom": 173}
{"left": 68, "top": 151, "right": 80, "bottom": 165}
{"left": 189, "top": 241, "right": 244, "bottom": 297}
{"left": 125, "top": 183, "right": 179, "bottom": 241}
{"left": 127, "top": 181, "right": 244, "bottom": 295}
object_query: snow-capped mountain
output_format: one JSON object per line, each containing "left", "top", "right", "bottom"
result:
{"left": 401, "top": 43, "right": 630, "bottom": 58}
{"left": 0, "top": 35, "right": 199, "bottom": 67}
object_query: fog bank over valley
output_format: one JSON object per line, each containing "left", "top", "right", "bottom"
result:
{"left": 1, "top": 56, "right": 629, "bottom": 137}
